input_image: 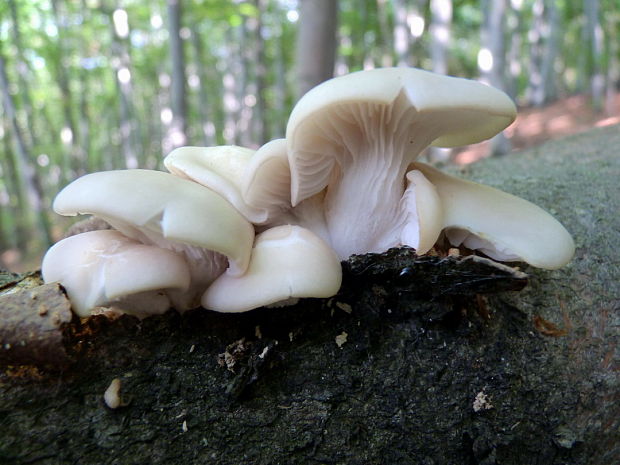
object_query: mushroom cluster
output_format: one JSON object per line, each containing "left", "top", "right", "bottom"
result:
{"left": 42, "top": 67, "right": 575, "bottom": 317}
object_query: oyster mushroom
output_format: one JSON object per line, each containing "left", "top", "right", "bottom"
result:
{"left": 52, "top": 169, "right": 255, "bottom": 309}
{"left": 163, "top": 145, "right": 269, "bottom": 223}
{"left": 165, "top": 140, "right": 331, "bottom": 242}
{"left": 202, "top": 225, "right": 342, "bottom": 313}
{"left": 42, "top": 230, "right": 190, "bottom": 317}
{"left": 286, "top": 67, "right": 517, "bottom": 259}
{"left": 411, "top": 162, "right": 575, "bottom": 269}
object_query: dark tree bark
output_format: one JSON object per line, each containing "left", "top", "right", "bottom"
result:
{"left": 296, "top": 0, "right": 339, "bottom": 98}
{"left": 0, "top": 127, "right": 618, "bottom": 464}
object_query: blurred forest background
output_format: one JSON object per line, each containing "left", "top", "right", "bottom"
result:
{"left": 0, "top": 0, "right": 618, "bottom": 271}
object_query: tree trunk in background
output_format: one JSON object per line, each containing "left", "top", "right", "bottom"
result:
{"left": 479, "top": 0, "right": 511, "bottom": 156}
{"left": 392, "top": 0, "right": 411, "bottom": 66}
{"left": 604, "top": 15, "right": 619, "bottom": 115}
{"left": 254, "top": 0, "right": 268, "bottom": 145}
{"left": 0, "top": 119, "right": 27, "bottom": 252}
{"left": 375, "top": 0, "right": 394, "bottom": 67}
{"left": 296, "top": 0, "right": 338, "bottom": 98}
{"left": 78, "top": 2, "right": 94, "bottom": 173}
{"left": 222, "top": 29, "right": 240, "bottom": 145}
{"left": 50, "top": 0, "right": 81, "bottom": 180}
{"left": 273, "top": 15, "right": 289, "bottom": 138}
{"left": 167, "top": 0, "right": 188, "bottom": 150}
{"left": 189, "top": 26, "right": 216, "bottom": 147}
{"left": 8, "top": 0, "right": 38, "bottom": 152}
{"left": 238, "top": 15, "right": 253, "bottom": 147}
{"left": 584, "top": 0, "right": 604, "bottom": 110}
{"left": 427, "top": 0, "right": 453, "bottom": 164}
{"left": 526, "top": 0, "right": 560, "bottom": 106}
{"left": 430, "top": 0, "right": 452, "bottom": 75}
{"left": 0, "top": 56, "right": 53, "bottom": 249}
{"left": 108, "top": 4, "right": 139, "bottom": 169}
{"left": 505, "top": 2, "right": 523, "bottom": 99}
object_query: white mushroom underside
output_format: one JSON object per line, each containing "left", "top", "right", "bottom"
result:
{"left": 292, "top": 94, "right": 442, "bottom": 259}
{"left": 101, "top": 216, "right": 228, "bottom": 309}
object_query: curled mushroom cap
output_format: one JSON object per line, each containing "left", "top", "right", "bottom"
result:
{"left": 42, "top": 230, "right": 191, "bottom": 317}
{"left": 163, "top": 145, "right": 268, "bottom": 223}
{"left": 285, "top": 67, "right": 516, "bottom": 259}
{"left": 241, "top": 138, "right": 292, "bottom": 214}
{"left": 53, "top": 169, "right": 254, "bottom": 276}
{"left": 202, "top": 225, "right": 342, "bottom": 313}
{"left": 412, "top": 162, "right": 575, "bottom": 269}
{"left": 165, "top": 141, "right": 299, "bottom": 225}
{"left": 53, "top": 169, "right": 255, "bottom": 309}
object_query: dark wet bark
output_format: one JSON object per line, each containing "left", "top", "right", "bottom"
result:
{"left": 0, "top": 126, "right": 618, "bottom": 465}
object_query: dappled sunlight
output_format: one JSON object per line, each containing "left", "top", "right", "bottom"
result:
{"left": 454, "top": 93, "right": 620, "bottom": 165}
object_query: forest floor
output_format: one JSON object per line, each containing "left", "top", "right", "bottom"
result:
{"left": 453, "top": 92, "right": 620, "bottom": 164}
{"left": 2, "top": 92, "right": 619, "bottom": 273}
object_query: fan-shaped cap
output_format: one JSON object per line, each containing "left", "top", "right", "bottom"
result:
{"left": 286, "top": 67, "right": 516, "bottom": 205}
{"left": 164, "top": 145, "right": 266, "bottom": 222}
{"left": 412, "top": 162, "right": 575, "bottom": 269}
{"left": 53, "top": 169, "right": 255, "bottom": 276}
{"left": 202, "top": 225, "right": 342, "bottom": 312}
{"left": 42, "top": 230, "right": 190, "bottom": 317}
{"left": 242, "top": 138, "right": 292, "bottom": 214}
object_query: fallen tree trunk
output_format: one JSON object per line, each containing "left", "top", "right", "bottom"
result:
{"left": 1, "top": 126, "right": 618, "bottom": 464}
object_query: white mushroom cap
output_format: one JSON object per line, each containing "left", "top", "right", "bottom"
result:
{"left": 165, "top": 141, "right": 299, "bottom": 226}
{"left": 242, "top": 138, "right": 292, "bottom": 214}
{"left": 412, "top": 162, "right": 575, "bottom": 269}
{"left": 286, "top": 67, "right": 517, "bottom": 205}
{"left": 53, "top": 169, "right": 254, "bottom": 277}
{"left": 42, "top": 230, "right": 191, "bottom": 317}
{"left": 163, "top": 145, "right": 269, "bottom": 223}
{"left": 202, "top": 225, "right": 342, "bottom": 313}
{"left": 284, "top": 67, "right": 516, "bottom": 259}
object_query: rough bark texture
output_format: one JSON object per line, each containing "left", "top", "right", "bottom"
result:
{"left": 0, "top": 277, "right": 74, "bottom": 368}
{"left": 1, "top": 126, "right": 619, "bottom": 464}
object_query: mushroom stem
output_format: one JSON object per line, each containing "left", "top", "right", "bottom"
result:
{"left": 321, "top": 105, "right": 437, "bottom": 258}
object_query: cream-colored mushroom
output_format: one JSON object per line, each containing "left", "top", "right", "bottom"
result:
{"left": 202, "top": 225, "right": 342, "bottom": 313}
{"left": 42, "top": 230, "right": 191, "bottom": 317}
{"left": 411, "top": 162, "right": 575, "bottom": 269}
{"left": 163, "top": 145, "right": 270, "bottom": 223}
{"left": 286, "top": 67, "right": 517, "bottom": 259}
{"left": 53, "top": 169, "right": 255, "bottom": 309}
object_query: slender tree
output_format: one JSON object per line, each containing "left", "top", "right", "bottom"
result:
{"left": 296, "top": 0, "right": 339, "bottom": 97}
{"left": 107, "top": 4, "right": 140, "bottom": 168}
{"left": 585, "top": 0, "right": 604, "bottom": 109}
{"left": 0, "top": 55, "right": 53, "bottom": 248}
{"left": 526, "top": 0, "right": 560, "bottom": 106}
{"left": 167, "top": 0, "right": 188, "bottom": 149}
{"left": 50, "top": 0, "right": 82, "bottom": 178}
{"left": 254, "top": 0, "right": 269, "bottom": 145}
{"left": 392, "top": 0, "right": 412, "bottom": 66}
{"left": 479, "top": 0, "right": 511, "bottom": 156}
{"left": 427, "top": 0, "right": 453, "bottom": 163}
